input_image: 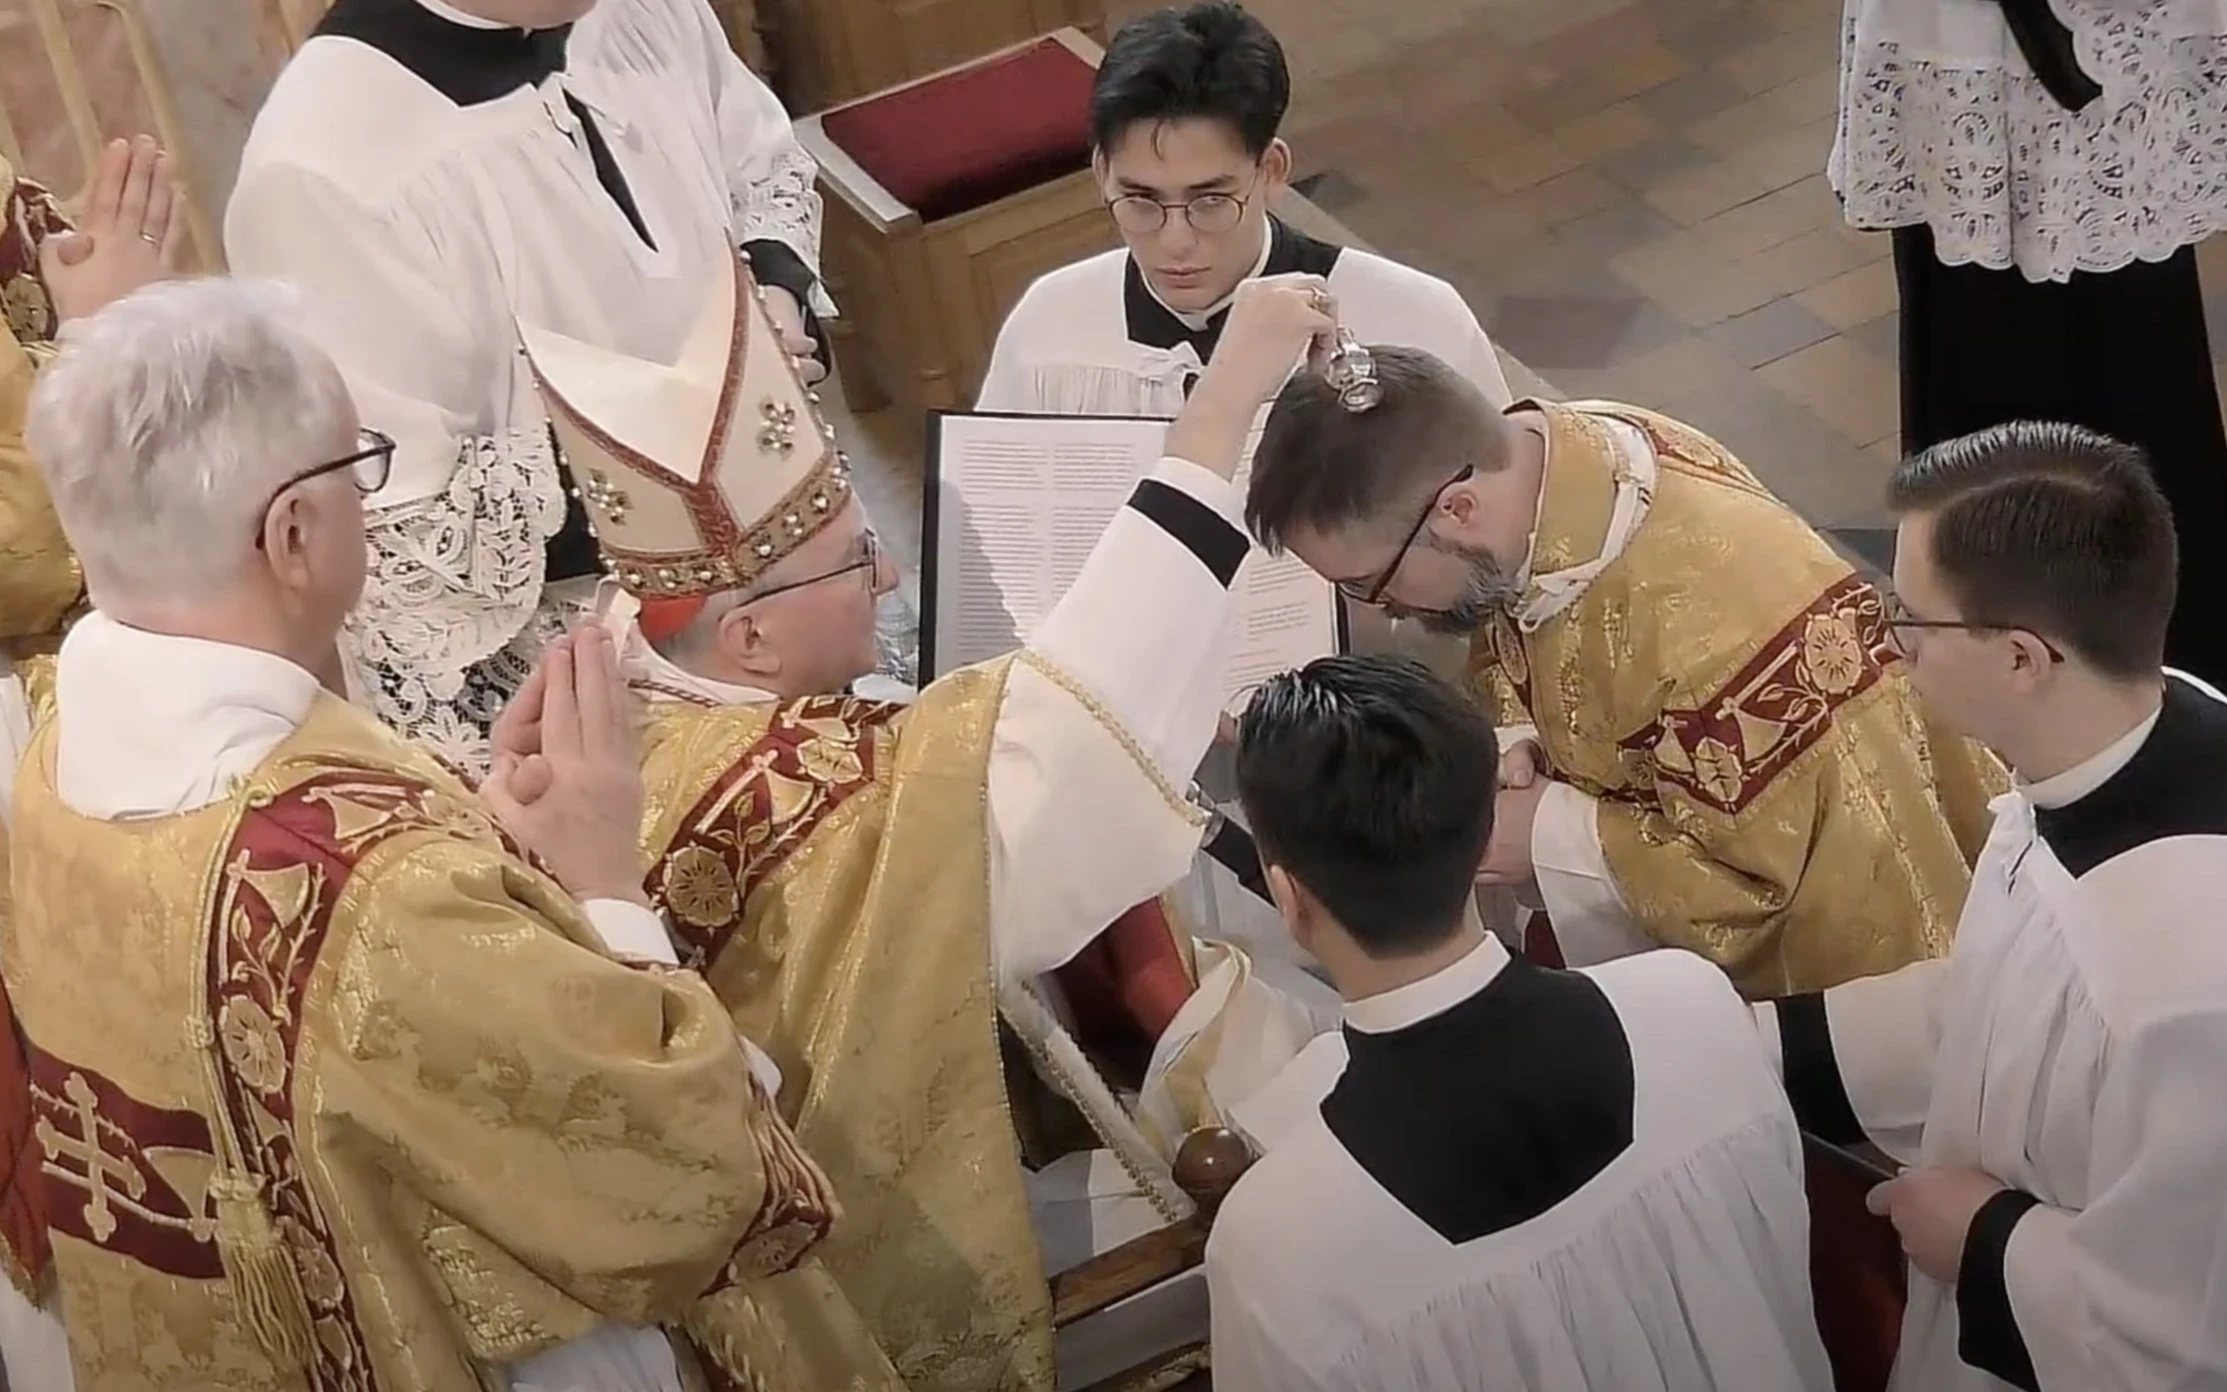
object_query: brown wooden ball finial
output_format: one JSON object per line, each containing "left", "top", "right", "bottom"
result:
{"left": 1173, "top": 1126, "right": 1256, "bottom": 1223}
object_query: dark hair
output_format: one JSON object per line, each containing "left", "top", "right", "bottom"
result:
{"left": 1091, "top": 2, "right": 1290, "bottom": 158}
{"left": 1246, "top": 345, "right": 1505, "bottom": 552}
{"left": 1234, "top": 655, "right": 1496, "bottom": 959}
{"left": 1887, "top": 421, "right": 2177, "bottom": 679}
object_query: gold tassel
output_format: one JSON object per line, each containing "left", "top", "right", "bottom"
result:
{"left": 209, "top": 1170, "right": 315, "bottom": 1369}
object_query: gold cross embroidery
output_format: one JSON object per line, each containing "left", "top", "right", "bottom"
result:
{"left": 581, "top": 470, "right": 632, "bottom": 525}
{"left": 37, "top": 1073, "right": 145, "bottom": 1244}
{"left": 758, "top": 401, "right": 798, "bottom": 456}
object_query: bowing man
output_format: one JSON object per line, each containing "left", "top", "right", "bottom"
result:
{"left": 1207, "top": 654, "right": 1832, "bottom": 1392}
{"left": 1762, "top": 421, "right": 2227, "bottom": 1392}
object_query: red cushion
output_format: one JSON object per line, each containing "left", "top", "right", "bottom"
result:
{"left": 822, "top": 38, "right": 1096, "bottom": 223}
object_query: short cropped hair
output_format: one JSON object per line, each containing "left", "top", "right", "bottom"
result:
{"left": 1887, "top": 421, "right": 2177, "bottom": 680}
{"left": 26, "top": 278, "right": 354, "bottom": 609}
{"left": 1091, "top": 2, "right": 1290, "bottom": 158}
{"left": 1235, "top": 655, "right": 1496, "bottom": 958}
{"left": 1246, "top": 345, "right": 1504, "bottom": 552}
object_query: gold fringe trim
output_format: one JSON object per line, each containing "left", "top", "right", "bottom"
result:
{"left": 209, "top": 1170, "right": 314, "bottom": 1369}
{"left": 1013, "top": 650, "right": 1208, "bottom": 829}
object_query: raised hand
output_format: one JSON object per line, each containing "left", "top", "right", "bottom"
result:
{"left": 1197, "top": 272, "right": 1339, "bottom": 411}
{"left": 1169, "top": 273, "right": 1338, "bottom": 482}
{"left": 481, "top": 627, "right": 650, "bottom": 905}
{"left": 42, "top": 136, "right": 188, "bottom": 323}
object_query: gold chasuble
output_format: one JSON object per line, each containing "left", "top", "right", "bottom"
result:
{"left": 2, "top": 695, "right": 839, "bottom": 1390}
{"left": 1471, "top": 400, "right": 2003, "bottom": 997}
{"left": 640, "top": 661, "right": 1055, "bottom": 1392}
{"left": 0, "top": 157, "right": 82, "bottom": 655}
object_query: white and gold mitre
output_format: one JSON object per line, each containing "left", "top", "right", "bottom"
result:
{"left": 519, "top": 251, "right": 850, "bottom": 610}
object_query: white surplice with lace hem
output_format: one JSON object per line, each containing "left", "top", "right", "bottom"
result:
{"left": 225, "top": 0, "right": 823, "bottom": 771}
{"left": 1833, "top": 0, "right": 2227, "bottom": 281}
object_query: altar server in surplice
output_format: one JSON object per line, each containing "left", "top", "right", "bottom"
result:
{"left": 977, "top": 1, "right": 1507, "bottom": 420}
{"left": 1763, "top": 420, "right": 2227, "bottom": 1391}
{"left": 1206, "top": 653, "right": 1832, "bottom": 1392}
{"left": 977, "top": 0, "right": 1512, "bottom": 1025}
{"left": 227, "top": 0, "right": 829, "bottom": 770}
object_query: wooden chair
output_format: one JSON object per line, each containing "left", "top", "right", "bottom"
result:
{"left": 1051, "top": 1126, "right": 1254, "bottom": 1392}
{"left": 756, "top": 0, "right": 1104, "bottom": 114}
{"left": 796, "top": 27, "right": 1122, "bottom": 417}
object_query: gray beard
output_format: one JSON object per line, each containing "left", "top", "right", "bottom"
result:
{"left": 1388, "top": 537, "right": 1523, "bottom": 635}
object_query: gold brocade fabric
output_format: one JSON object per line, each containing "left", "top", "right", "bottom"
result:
{"left": 0, "top": 158, "right": 80, "bottom": 651}
{"left": 639, "top": 657, "right": 1059, "bottom": 1392}
{"left": 1469, "top": 400, "right": 2005, "bottom": 997}
{"left": 3, "top": 695, "right": 835, "bottom": 1390}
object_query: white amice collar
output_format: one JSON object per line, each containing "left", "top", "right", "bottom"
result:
{"left": 1344, "top": 934, "right": 1512, "bottom": 1035}
{"left": 410, "top": 0, "right": 507, "bottom": 29}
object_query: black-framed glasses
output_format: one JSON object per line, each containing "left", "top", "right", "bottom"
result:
{"left": 1106, "top": 177, "right": 1258, "bottom": 235}
{"left": 1337, "top": 465, "right": 1475, "bottom": 605}
{"left": 744, "top": 528, "right": 882, "bottom": 606}
{"left": 1884, "top": 598, "right": 2065, "bottom": 663}
{"left": 253, "top": 428, "right": 395, "bottom": 549}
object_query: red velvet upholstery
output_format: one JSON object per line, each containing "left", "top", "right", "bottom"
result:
{"left": 820, "top": 38, "right": 1097, "bottom": 223}
{"left": 1805, "top": 1135, "right": 1908, "bottom": 1392}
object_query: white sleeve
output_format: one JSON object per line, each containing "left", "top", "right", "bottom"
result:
{"left": 983, "top": 456, "right": 1246, "bottom": 984}
{"left": 579, "top": 898, "right": 784, "bottom": 1099}
{"left": 1986, "top": 1009, "right": 2227, "bottom": 1392}
{"left": 1456, "top": 302, "right": 1514, "bottom": 410}
{"left": 689, "top": 0, "right": 822, "bottom": 275}
{"left": 1772, "top": 958, "right": 1949, "bottom": 1166}
{"left": 223, "top": 158, "right": 512, "bottom": 502}
{"left": 1206, "top": 1236, "right": 1344, "bottom": 1392}
{"left": 1528, "top": 780, "right": 1654, "bottom": 966}
{"left": 581, "top": 899, "right": 681, "bottom": 966}
{"left": 973, "top": 287, "right": 1044, "bottom": 412}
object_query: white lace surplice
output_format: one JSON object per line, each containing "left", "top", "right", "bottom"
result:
{"left": 226, "top": 0, "right": 822, "bottom": 768}
{"left": 1834, "top": 0, "right": 2227, "bottom": 281}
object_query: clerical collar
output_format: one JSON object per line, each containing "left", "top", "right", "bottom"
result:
{"left": 2032, "top": 672, "right": 2227, "bottom": 876}
{"left": 411, "top": 0, "right": 502, "bottom": 28}
{"left": 2021, "top": 697, "right": 2163, "bottom": 810}
{"left": 318, "top": 0, "right": 573, "bottom": 105}
{"left": 1122, "top": 216, "right": 1343, "bottom": 358}
{"left": 1345, "top": 933, "right": 1511, "bottom": 1035}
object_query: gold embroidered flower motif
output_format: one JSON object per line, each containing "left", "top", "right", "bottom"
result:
{"left": 1689, "top": 736, "right": 1746, "bottom": 807}
{"left": 218, "top": 997, "right": 286, "bottom": 1097}
{"left": 662, "top": 845, "right": 741, "bottom": 930}
{"left": 795, "top": 735, "right": 863, "bottom": 786}
{"left": 758, "top": 400, "right": 798, "bottom": 456}
{"left": 580, "top": 470, "right": 632, "bottom": 525}
{"left": 1798, "top": 612, "right": 1866, "bottom": 696}
{"left": 279, "top": 1215, "right": 347, "bottom": 1309}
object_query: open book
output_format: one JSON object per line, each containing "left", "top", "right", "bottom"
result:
{"left": 919, "top": 411, "right": 1343, "bottom": 710}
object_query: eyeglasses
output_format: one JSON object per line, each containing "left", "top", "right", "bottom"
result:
{"left": 1883, "top": 597, "right": 2065, "bottom": 663}
{"left": 1337, "top": 466, "right": 1475, "bottom": 605}
{"left": 253, "top": 428, "right": 395, "bottom": 549}
{"left": 1105, "top": 179, "right": 1257, "bottom": 236}
{"left": 742, "top": 528, "right": 882, "bottom": 606}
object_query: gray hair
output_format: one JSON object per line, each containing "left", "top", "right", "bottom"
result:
{"left": 26, "top": 277, "right": 356, "bottom": 609}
